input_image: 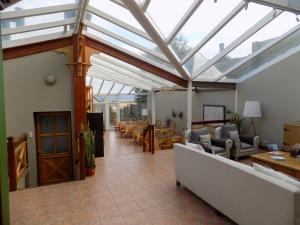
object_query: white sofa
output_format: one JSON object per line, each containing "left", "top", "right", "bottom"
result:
{"left": 174, "top": 144, "right": 300, "bottom": 225}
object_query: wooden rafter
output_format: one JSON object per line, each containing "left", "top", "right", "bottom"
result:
{"left": 192, "top": 81, "right": 236, "bottom": 90}
{"left": 0, "top": 0, "right": 21, "bottom": 10}
{"left": 3, "top": 37, "right": 73, "bottom": 60}
{"left": 85, "top": 36, "right": 188, "bottom": 88}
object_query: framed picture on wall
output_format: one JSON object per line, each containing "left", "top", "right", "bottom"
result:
{"left": 203, "top": 105, "right": 226, "bottom": 121}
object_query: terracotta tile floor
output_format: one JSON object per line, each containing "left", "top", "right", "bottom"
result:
{"left": 9, "top": 131, "right": 236, "bottom": 225}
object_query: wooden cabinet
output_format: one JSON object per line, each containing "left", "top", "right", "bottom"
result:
{"left": 283, "top": 122, "right": 300, "bottom": 151}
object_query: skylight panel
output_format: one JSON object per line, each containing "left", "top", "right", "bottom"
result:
{"left": 171, "top": 0, "right": 242, "bottom": 59}
{"left": 99, "top": 80, "right": 113, "bottom": 94}
{"left": 185, "top": 2, "right": 273, "bottom": 74}
{"left": 89, "top": 0, "right": 144, "bottom": 31}
{"left": 121, "top": 86, "right": 133, "bottom": 94}
{"left": 86, "top": 27, "right": 178, "bottom": 74}
{"left": 86, "top": 12, "right": 157, "bottom": 51}
{"left": 91, "top": 78, "right": 103, "bottom": 94}
{"left": 86, "top": 76, "right": 92, "bottom": 85}
{"left": 2, "top": 26, "right": 68, "bottom": 41}
{"left": 1, "top": 11, "right": 77, "bottom": 29}
{"left": 2, "top": 0, "right": 77, "bottom": 12}
{"left": 146, "top": 0, "right": 195, "bottom": 37}
{"left": 110, "top": 83, "right": 124, "bottom": 95}
{"left": 226, "top": 23, "right": 300, "bottom": 80}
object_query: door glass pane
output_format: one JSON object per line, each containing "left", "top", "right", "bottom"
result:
{"left": 40, "top": 115, "right": 52, "bottom": 133}
{"left": 41, "top": 136, "right": 53, "bottom": 154}
{"left": 56, "top": 136, "right": 69, "bottom": 153}
{"left": 56, "top": 115, "right": 68, "bottom": 133}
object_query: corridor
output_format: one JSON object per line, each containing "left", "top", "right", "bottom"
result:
{"left": 9, "top": 132, "right": 234, "bottom": 225}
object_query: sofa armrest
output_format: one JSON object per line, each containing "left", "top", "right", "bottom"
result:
{"left": 253, "top": 136, "right": 260, "bottom": 151}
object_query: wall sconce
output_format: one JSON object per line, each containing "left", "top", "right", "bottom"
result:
{"left": 45, "top": 74, "right": 57, "bottom": 86}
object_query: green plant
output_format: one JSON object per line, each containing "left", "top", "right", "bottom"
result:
{"left": 171, "top": 109, "right": 177, "bottom": 118}
{"left": 231, "top": 113, "right": 244, "bottom": 134}
{"left": 83, "top": 126, "right": 96, "bottom": 169}
{"left": 178, "top": 111, "right": 184, "bottom": 119}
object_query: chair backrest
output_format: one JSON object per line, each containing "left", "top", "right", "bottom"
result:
{"left": 221, "top": 124, "right": 238, "bottom": 139}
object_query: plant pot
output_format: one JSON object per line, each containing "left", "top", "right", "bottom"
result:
{"left": 85, "top": 167, "right": 96, "bottom": 176}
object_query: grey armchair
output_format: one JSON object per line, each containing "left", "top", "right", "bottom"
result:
{"left": 184, "top": 128, "right": 232, "bottom": 158}
{"left": 221, "top": 124, "right": 260, "bottom": 161}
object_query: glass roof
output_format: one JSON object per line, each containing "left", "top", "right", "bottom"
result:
{"left": 1, "top": 0, "right": 300, "bottom": 84}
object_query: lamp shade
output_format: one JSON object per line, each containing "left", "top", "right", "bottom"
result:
{"left": 141, "top": 108, "right": 148, "bottom": 116}
{"left": 243, "top": 101, "right": 262, "bottom": 118}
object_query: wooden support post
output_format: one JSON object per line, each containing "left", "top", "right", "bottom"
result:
{"left": 73, "top": 24, "right": 89, "bottom": 180}
{"left": 7, "top": 137, "right": 17, "bottom": 192}
{"left": 78, "top": 132, "right": 85, "bottom": 180}
{"left": 151, "top": 125, "right": 155, "bottom": 154}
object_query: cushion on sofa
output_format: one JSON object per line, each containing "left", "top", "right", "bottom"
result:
{"left": 186, "top": 141, "right": 204, "bottom": 151}
{"left": 199, "top": 134, "right": 211, "bottom": 146}
{"left": 229, "top": 130, "right": 239, "bottom": 140}
{"left": 221, "top": 124, "right": 238, "bottom": 138}
{"left": 188, "top": 140, "right": 213, "bottom": 154}
{"left": 190, "top": 128, "right": 209, "bottom": 141}
{"left": 214, "top": 127, "right": 222, "bottom": 139}
{"left": 241, "top": 142, "right": 253, "bottom": 149}
{"left": 211, "top": 146, "right": 226, "bottom": 154}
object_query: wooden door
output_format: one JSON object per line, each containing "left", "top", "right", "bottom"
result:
{"left": 35, "top": 112, "right": 73, "bottom": 185}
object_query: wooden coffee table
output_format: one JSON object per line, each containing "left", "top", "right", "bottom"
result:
{"left": 251, "top": 151, "right": 300, "bottom": 179}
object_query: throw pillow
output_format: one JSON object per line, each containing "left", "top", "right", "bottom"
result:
{"left": 186, "top": 142, "right": 205, "bottom": 151}
{"left": 229, "top": 130, "right": 239, "bottom": 140}
{"left": 199, "top": 134, "right": 211, "bottom": 146}
{"left": 214, "top": 127, "right": 222, "bottom": 139}
{"left": 221, "top": 124, "right": 238, "bottom": 138}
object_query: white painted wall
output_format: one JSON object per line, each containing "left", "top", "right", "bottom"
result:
{"left": 237, "top": 50, "right": 300, "bottom": 145}
{"left": 4, "top": 51, "right": 74, "bottom": 187}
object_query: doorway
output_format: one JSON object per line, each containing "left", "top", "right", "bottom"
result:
{"left": 34, "top": 111, "right": 73, "bottom": 186}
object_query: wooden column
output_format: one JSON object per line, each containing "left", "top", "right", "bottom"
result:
{"left": 72, "top": 26, "right": 90, "bottom": 180}
{"left": 7, "top": 137, "right": 17, "bottom": 192}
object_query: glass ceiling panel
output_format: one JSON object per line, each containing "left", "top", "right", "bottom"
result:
{"left": 185, "top": 2, "right": 273, "bottom": 75}
{"left": 1, "top": 11, "right": 77, "bottom": 29}
{"left": 95, "top": 53, "right": 176, "bottom": 87}
{"left": 86, "top": 27, "right": 178, "bottom": 74}
{"left": 255, "top": 0, "right": 300, "bottom": 12}
{"left": 110, "top": 83, "right": 124, "bottom": 95}
{"left": 121, "top": 86, "right": 133, "bottom": 94}
{"left": 3, "top": 0, "right": 77, "bottom": 12}
{"left": 86, "top": 12, "right": 157, "bottom": 50}
{"left": 91, "top": 78, "right": 103, "bottom": 94}
{"left": 89, "top": 0, "right": 144, "bottom": 31}
{"left": 2, "top": 26, "right": 69, "bottom": 41}
{"left": 172, "top": 0, "right": 242, "bottom": 59}
{"left": 99, "top": 80, "right": 113, "bottom": 94}
{"left": 86, "top": 76, "right": 92, "bottom": 85}
{"left": 146, "top": 0, "right": 195, "bottom": 37}
{"left": 196, "top": 11, "right": 299, "bottom": 80}
{"left": 226, "top": 28, "right": 300, "bottom": 80}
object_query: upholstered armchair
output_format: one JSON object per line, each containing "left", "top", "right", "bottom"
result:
{"left": 184, "top": 128, "right": 232, "bottom": 158}
{"left": 221, "top": 124, "right": 260, "bottom": 161}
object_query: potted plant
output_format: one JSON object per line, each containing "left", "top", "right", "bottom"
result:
{"left": 171, "top": 109, "right": 177, "bottom": 118}
{"left": 178, "top": 111, "right": 184, "bottom": 119}
{"left": 231, "top": 113, "right": 244, "bottom": 134}
{"left": 83, "top": 126, "right": 96, "bottom": 176}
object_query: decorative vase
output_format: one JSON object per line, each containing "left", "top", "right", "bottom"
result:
{"left": 85, "top": 167, "right": 96, "bottom": 176}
